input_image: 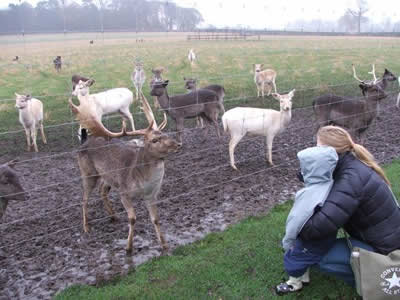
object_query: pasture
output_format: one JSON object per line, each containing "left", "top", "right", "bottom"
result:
{"left": 1, "top": 33, "right": 400, "bottom": 299}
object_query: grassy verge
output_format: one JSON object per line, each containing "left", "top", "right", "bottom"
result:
{"left": 55, "top": 161, "right": 400, "bottom": 299}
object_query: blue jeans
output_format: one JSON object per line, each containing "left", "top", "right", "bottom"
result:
{"left": 284, "top": 236, "right": 337, "bottom": 277}
{"left": 314, "top": 238, "right": 374, "bottom": 286}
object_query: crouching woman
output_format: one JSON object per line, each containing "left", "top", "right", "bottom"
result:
{"left": 276, "top": 125, "right": 400, "bottom": 295}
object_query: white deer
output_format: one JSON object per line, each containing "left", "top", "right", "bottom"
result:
{"left": 222, "top": 89, "right": 295, "bottom": 170}
{"left": 72, "top": 79, "right": 135, "bottom": 132}
{"left": 15, "top": 93, "right": 47, "bottom": 152}
{"left": 188, "top": 49, "right": 196, "bottom": 66}
{"left": 131, "top": 62, "right": 146, "bottom": 101}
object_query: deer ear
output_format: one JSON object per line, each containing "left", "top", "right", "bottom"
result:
{"left": 289, "top": 89, "right": 296, "bottom": 98}
{"left": 183, "top": 77, "right": 186, "bottom": 80}
{"left": 15, "top": 93, "right": 20, "bottom": 97}
{"left": 86, "top": 79, "right": 95, "bottom": 86}
{"left": 271, "top": 93, "right": 280, "bottom": 100}
{"left": 26, "top": 94, "right": 32, "bottom": 100}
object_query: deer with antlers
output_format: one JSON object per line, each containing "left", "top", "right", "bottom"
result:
{"left": 69, "top": 92, "right": 181, "bottom": 254}
{"left": 352, "top": 64, "right": 397, "bottom": 117}
{"left": 313, "top": 64, "right": 389, "bottom": 142}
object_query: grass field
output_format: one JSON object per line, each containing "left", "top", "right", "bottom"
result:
{"left": 55, "top": 160, "right": 400, "bottom": 300}
{"left": 1, "top": 32, "right": 400, "bottom": 155}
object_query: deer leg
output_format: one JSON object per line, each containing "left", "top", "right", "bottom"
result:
{"left": 120, "top": 109, "right": 135, "bottom": 131}
{"left": 99, "top": 181, "right": 116, "bottom": 222}
{"left": 81, "top": 175, "right": 98, "bottom": 233}
{"left": 228, "top": 134, "right": 243, "bottom": 170}
{"left": 40, "top": 120, "right": 47, "bottom": 144}
{"left": 24, "top": 128, "right": 31, "bottom": 151}
{"left": 261, "top": 82, "right": 265, "bottom": 98}
{"left": 31, "top": 127, "right": 38, "bottom": 152}
{"left": 266, "top": 134, "right": 275, "bottom": 166}
{"left": 120, "top": 194, "right": 136, "bottom": 254}
{"left": 145, "top": 201, "right": 168, "bottom": 252}
{"left": 176, "top": 118, "right": 184, "bottom": 144}
{"left": 211, "top": 116, "right": 220, "bottom": 139}
{"left": 272, "top": 78, "right": 277, "bottom": 93}
{"left": 396, "top": 92, "right": 400, "bottom": 109}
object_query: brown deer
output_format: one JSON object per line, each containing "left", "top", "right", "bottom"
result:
{"left": 150, "top": 80, "right": 222, "bottom": 144}
{"left": 313, "top": 65, "right": 388, "bottom": 142}
{"left": 0, "top": 160, "right": 26, "bottom": 220}
{"left": 70, "top": 93, "right": 181, "bottom": 254}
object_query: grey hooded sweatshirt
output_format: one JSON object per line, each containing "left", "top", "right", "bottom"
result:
{"left": 282, "top": 146, "right": 338, "bottom": 251}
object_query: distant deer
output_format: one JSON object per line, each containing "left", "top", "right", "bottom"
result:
{"left": 253, "top": 64, "right": 277, "bottom": 98}
{"left": 313, "top": 65, "right": 388, "bottom": 142}
{"left": 15, "top": 93, "right": 47, "bottom": 152}
{"left": 188, "top": 49, "right": 196, "bottom": 66}
{"left": 150, "top": 67, "right": 165, "bottom": 109}
{"left": 184, "top": 77, "right": 225, "bottom": 128}
{"left": 0, "top": 160, "right": 26, "bottom": 220}
{"left": 131, "top": 62, "right": 146, "bottom": 101}
{"left": 89, "top": 40, "right": 94, "bottom": 44}
{"left": 150, "top": 80, "right": 222, "bottom": 143}
{"left": 71, "top": 93, "right": 181, "bottom": 253}
{"left": 222, "top": 89, "right": 295, "bottom": 170}
{"left": 53, "top": 56, "right": 62, "bottom": 72}
{"left": 12, "top": 56, "right": 19, "bottom": 62}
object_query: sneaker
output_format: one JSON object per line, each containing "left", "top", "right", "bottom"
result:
{"left": 275, "top": 277, "right": 303, "bottom": 295}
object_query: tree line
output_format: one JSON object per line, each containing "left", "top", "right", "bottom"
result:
{"left": 0, "top": 0, "right": 204, "bottom": 33}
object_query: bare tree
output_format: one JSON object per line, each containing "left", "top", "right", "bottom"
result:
{"left": 347, "top": 0, "right": 369, "bottom": 33}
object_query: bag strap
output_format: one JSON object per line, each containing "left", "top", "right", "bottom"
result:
{"left": 342, "top": 229, "right": 353, "bottom": 250}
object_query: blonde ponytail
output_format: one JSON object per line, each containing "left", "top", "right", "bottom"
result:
{"left": 317, "top": 126, "right": 390, "bottom": 185}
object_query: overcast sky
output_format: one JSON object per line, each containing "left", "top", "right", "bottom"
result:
{"left": 2, "top": 0, "right": 400, "bottom": 29}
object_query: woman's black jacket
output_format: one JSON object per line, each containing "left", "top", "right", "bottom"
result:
{"left": 299, "top": 152, "right": 400, "bottom": 255}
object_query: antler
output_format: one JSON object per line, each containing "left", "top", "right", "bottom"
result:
{"left": 139, "top": 91, "right": 158, "bottom": 130}
{"left": 69, "top": 98, "right": 126, "bottom": 139}
{"left": 353, "top": 64, "right": 379, "bottom": 85}
{"left": 368, "top": 64, "right": 378, "bottom": 84}
{"left": 352, "top": 64, "right": 365, "bottom": 83}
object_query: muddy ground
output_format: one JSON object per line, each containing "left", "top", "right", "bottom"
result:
{"left": 1, "top": 100, "right": 400, "bottom": 299}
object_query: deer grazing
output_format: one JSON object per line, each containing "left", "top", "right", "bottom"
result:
{"left": 253, "top": 64, "right": 277, "bottom": 98}
{"left": 71, "top": 79, "right": 135, "bottom": 134}
{"left": 150, "top": 80, "right": 222, "bottom": 143}
{"left": 222, "top": 89, "right": 295, "bottom": 170}
{"left": 71, "top": 93, "right": 181, "bottom": 254}
{"left": 188, "top": 49, "right": 196, "bottom": 66}
{"left": 184, "top": 77, "right": 226, "bottom": 128}
{"left": 15, "top": 93, "right": 47, "bottom": 152}
{"left": 0, "top": 160, "right": 26, "bottom": 220}
{"left": 131, "top": 62, "right": 146, "bottom": 101}
{"left": 53, "top": 56, "right": 62, "bottom": 72}
{"left": 313, "top": 65, "right": 388, "bottom": 141}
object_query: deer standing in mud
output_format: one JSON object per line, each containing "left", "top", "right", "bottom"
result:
{"left": 70, "top": 93, "right": 181, "bottom": 254}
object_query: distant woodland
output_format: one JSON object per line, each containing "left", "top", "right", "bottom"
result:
{"left": 0, "top": 0, "right": 204, "bottom": 33}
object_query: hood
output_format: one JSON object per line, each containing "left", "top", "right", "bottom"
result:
{"left": 297, "top": 146, "right": 338, "bottom": 185}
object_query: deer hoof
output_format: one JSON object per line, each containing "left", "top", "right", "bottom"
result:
{"left": 231, "top": 164, "right": 238, "bottom": 171}
{"left": 83, "top": 225, "right": 90, "bottom": 233}
{"left": 126, "top": 247, "right": 133, "bottom": 255}
{"left": 109, "top": 216, "right": 118, "bottom": 223}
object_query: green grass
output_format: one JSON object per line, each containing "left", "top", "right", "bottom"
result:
{"left": 54, "top": 160, "right": 400, "bottom": 299}
{"left": 1, "top": 34, "right": 400, "bottom": 155}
